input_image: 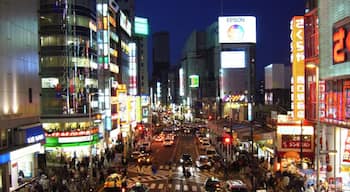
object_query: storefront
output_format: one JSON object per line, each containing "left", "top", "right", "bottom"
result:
{"left": 275, "top": 120, "right": 315, "bottom": 172}
{"left": 254, "top": 131, "right": 275, "bottom": 168}
{"left": 9, "top": 143, "right": 44, "bottom": 191}
{"left": 44, "top": 132, "right": 102, "bottom": 161}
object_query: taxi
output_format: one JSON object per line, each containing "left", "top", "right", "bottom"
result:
{"left": 104, "top": 173, "right": 127, "bottom": 191}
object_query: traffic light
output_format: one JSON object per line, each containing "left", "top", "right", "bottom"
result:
{"left": 223, "top": 136, "right": 231, "bottom": 144}
{"left": 137, "top": 124, "right": 144, "bottom": 131}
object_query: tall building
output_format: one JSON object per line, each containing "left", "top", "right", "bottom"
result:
{"left": 39, "top": 0, "right": 102, "bottom": 162}
{"left": 264, "top": 63, "right": 291, "bottom": 109}
{"left": 317, "top": 0, "right": 350, "bottom": 188}
{"left": 0, "top": 0, "right": 45, "bottom": 191}
{"left": 152, "top": 31, "right": 170, "bottom": 107}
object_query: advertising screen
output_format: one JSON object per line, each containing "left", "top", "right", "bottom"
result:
{"left": 220, "top": 51, "right": 246, "bottom": 68}
{"left": 218, "top": 16, "right": 256, "bottom": 43}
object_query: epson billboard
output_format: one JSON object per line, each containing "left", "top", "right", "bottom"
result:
{"left": 218, "top": 16, "right": 256, "bottom": 44}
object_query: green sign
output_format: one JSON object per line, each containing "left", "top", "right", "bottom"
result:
{"left": 189, "top": 75, "right": 199, "bottom": 88}
{"left": 44, "top": 134, "right": 100, "bottom": 147}
{"left": 134, "top": 17, "right": 149, "bottom": 36}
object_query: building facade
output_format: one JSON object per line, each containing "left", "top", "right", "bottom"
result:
{"left": 264, "top": 63, "right": 291, "bottom": 109}
{"left": 0, "top": 0, "right": 45, "bottom": 191}
{"left": 39, "top": 0, "right": 103, "bottom": 162}
{"left": 317, "top": 0, "right": 350, "bottom": 190}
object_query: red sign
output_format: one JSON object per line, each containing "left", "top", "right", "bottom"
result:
{"left": 45, "top": 127, "right": 99, "bottom": 137}
{"left": 281, "top": 135, "right": 311, "bottom": 149}
{"left": 333, "top": 17, "right": 350, "bottom": 64}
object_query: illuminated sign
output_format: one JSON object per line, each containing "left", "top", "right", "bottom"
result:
{"left": 218, "top": 16, "right": 256, "bottom": 43}
{"left": 134, "top": 17, "right": 149, "bottom": 36}
{"left": 120, "top": 11, "right": 132, "bottom": 36}
{"left": 220, "top": 51, "right": 246, "bottom": 68}
{"left": 10, "top": 143, "right": 41, "bottom": 160}
{"left": 141, "top": 96, "right": 149, "bottom": 106}
{"left": 109, "top": 15, "right": 116, "bottom": 27}
{"left": 58, "top": 136, "right": 93, "bottom": 143}
{"left": 25, "top": 125, "right": 45, "bottom": 144}
{"left": 179, "top": 68, "right": 184, "bottom": 96}
{"left": 333, "top": 17, "right": 350, "bottom": 64}
{"left": 129, "top": 43, "right": 137, "bottom": 95}
{"left": 290, "top": 16, "right": 305, "bottom": 120}
{"left": 45, "top": 128, "right": 99, "bottom": 137}
{"left": 189, "top": 75, "right": 199, "bottom": 88}
{"left": 41, "top": 78, "right": 59, "bottom": 88}
{"left": 110, "top": 63, "right": 119, "bottom": 73}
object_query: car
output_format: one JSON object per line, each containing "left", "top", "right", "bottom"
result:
{"left": 204, "top": 177, "right": 222, "bottom": 192}
{"left": 163, "top": 138, "right": 174, "bottom": 146}
{"left": 200, "top": 141, "right": 211, "bottom": 151}
{"left": 131, "top": 151, "right": 142, "bottom": 161}
{"left": 139, "top": 141, "right": 151, "bottom": 153}
{"left": 205, "top": 147, "right": 217, "bottom": 159}
{"left": 200, "top": 137, "right": 210, "bottom": 144}
{"left": 222, "top": 180, "right": 248, "bottom": 192}
{"left": 103, "top": 173, "right": 127, "bottom": 191}
{"left": 137, "top": 153, "right": 153, "bottom": 165}
{"left": 196, "top": 155, "right": 212, "bottom": 169}
{"left": 180, "top": 153, "right": 193, "bottom": 166}
{"left": 184, "top": 128, "right": 191, "bottom": 134}
{"left": 129, "top": 182, "right": 149, "bottom": 192}
{"left": 153, "top": 135, "right": 163, "bottom": 142}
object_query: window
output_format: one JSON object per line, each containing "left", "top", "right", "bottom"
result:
{"left": 29, "top": 88, "right": 32, "bottom": 103}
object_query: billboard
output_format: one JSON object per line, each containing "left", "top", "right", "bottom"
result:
{"left": 134, "top": 17, "right": 149, "bottom": 36}
{"left": 220, "top": 51, "right": 246, "bottom": 68}
{"left": 218, "top": 16, "right": 256, "bottom": 43}
{"left": 120, "top": 11, "right": 131, "bottom": 36}
{"left": 290, "top": 16, "right": 305, "bottom": 120}
{"left": 189, "top": 75, "right": 199, "bottom": 88}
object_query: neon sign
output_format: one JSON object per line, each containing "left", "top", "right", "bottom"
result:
{"left": 333, "top": 17, "right": 350, "bottom": 64}
{"left": 45, "top": 128, "right": 98, "bottom": 137}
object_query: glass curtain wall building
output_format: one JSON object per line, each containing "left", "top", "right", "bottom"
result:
{"left": 39, "top": 0, "right": 101, "bottom": 160}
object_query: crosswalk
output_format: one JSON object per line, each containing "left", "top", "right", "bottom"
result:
{"left": 127, "top": 181, "right": 206, "bottom": 192}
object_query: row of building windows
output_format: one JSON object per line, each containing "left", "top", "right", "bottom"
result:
{"left": 40, "top": 13, "right": 93, "bottom": 30}
{"left": 40, "top": 56, "right": 97, "bottom": 69}
{"left": 40, "top": 35, "right": 97, "bottom": 49}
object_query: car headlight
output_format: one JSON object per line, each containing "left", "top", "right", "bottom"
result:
{"left": 180, "top": 159, "right": 183, "bottom": 163}
{"left": 147, "top": 158, "right": 150, "bottom": 162}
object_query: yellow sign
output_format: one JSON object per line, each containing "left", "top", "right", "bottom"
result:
{"left": 290, "top": 16, "right": 305, "bottom": 120}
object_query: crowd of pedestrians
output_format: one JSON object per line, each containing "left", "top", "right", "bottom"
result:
{"left": 15, "top": 147, "right": 120, "bottom": 192}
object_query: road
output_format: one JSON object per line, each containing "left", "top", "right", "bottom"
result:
{"left": 125, "top": 132, "right": 224, "bottom": 192}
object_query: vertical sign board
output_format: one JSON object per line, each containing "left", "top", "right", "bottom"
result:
{"left": 290, "top": 16, "right": 305, "bottom": 120}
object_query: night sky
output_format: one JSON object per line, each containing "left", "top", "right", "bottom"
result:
{"left": 135, "top": 0, "right": 306, "bottom": 81}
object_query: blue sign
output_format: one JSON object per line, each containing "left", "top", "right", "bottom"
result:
{"left": 0, "top": 153, "right": 10, "bottom": 164}
{"left": 25, "top": 125, "right": 45, "bottom": 144}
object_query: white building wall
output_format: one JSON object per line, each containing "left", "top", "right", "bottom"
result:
{"left": 0, "top": 0, "right": 40, "bottom": 128}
